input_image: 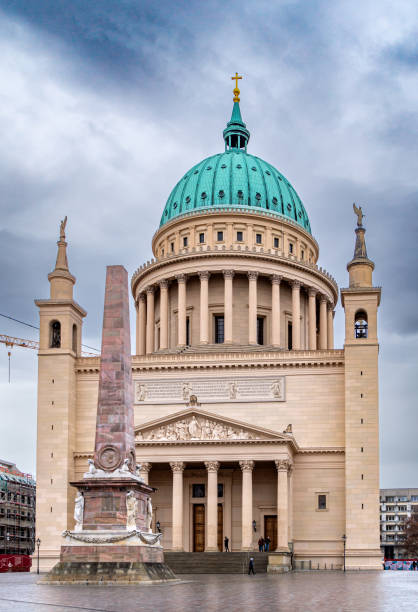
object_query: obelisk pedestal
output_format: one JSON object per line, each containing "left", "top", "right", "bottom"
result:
{"left": 42, "top": 266, "right": 177, "bottom": 584}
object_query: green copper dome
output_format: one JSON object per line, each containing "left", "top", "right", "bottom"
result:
{"left": 159, "top": 103, "right": 311, "bottom": 234}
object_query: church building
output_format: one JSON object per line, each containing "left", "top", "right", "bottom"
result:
{"left": 35, "top": 79, "right": 382, "bottom": 570}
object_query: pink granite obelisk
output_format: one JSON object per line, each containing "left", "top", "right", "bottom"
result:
{"left": 42, "top": 265, "right": 176, "bottom": 584}
{"left": 93, "top": 266, "right": 136, "bottom": 474}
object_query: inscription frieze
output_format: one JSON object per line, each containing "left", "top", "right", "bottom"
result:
{"left": 134, "top": 376, "right": 285, "bottom": 405}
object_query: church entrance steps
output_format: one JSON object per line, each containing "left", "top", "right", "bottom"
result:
{"left": 164, "top": 552, "right": 269, "bottom": 574}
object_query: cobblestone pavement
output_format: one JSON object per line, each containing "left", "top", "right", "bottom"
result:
{"left": 0, "top": 572, "right": 417, "bottom": 612}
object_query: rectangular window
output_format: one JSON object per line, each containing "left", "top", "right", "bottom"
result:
{"left": 237, "top": 231, "right": 243, "bottom": 242}
{"left": 411, "top": 496, "right": 418, "bottom": 502}
{"left": 301, "top": 249, "right": 304, "bottom": 259}
{"left": 274, "top": 237, "right": 279, "bottom": 248}
{"left": 170, "top": 242, "right": 174, "bottom": 252}
{"left": 289, "top": 242, "right": 294, "bottom": 253}
{"left": 217, "top": 231, "right": 224, "bottom": 242}
{"left": 287, "top": 322, "right": 293, "bottom": 350}
{"left": 161, "top": 248, "right": 164, "bottom": 256}
{"left": 318, "top": 494, "right": 327, "bottom": 510}
{"left": 385, "top": 497, "right": 394, "bottom": 502}
{"left": 257, "top": 316, "right": 264, "bottom": 345}
{"left": 192, "top": 484, "right": 205, "bottom": 498}
{"left": 186, "top": 317, "right": 190, "bottom": 346}
{"left": 255, "top": 233, "right": 262, "bottom": 244}
{"left": 218, "top": 483, "right": 224, "bottom": 498}
{"left": 183, "top": 236, "right": 188, "bottom": 247}
{"left": 214, "top": 315, "right": 224, "bottom": 344}
{"left": 199, "top": 232, "right": 205, "bottom": 244}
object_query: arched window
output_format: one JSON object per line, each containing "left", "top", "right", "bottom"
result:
{"left": 72, "top": 324, "right": 77, "bottom": 353}
{"left": 354, "top": 310, "right": 368, "bottom": 339}
{"left": 50, "top": 321, "right": 61, "bottom": 348}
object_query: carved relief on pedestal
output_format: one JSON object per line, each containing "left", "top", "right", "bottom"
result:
{"left": 126, "top": 491, "right": 138, "bottom": 531}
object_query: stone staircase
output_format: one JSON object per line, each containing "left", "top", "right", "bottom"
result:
{"left": 164, "top": 552, "right": 269, "bottom": 574}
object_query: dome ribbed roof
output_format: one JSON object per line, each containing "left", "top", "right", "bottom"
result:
{"left": 159, "top": 102, "right": 311, "bottom": 234}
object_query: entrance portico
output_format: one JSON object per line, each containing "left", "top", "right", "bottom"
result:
{"left": 135, "top": 408, "right": 296, "bottom": 552}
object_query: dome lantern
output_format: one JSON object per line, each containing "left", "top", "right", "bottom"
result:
{"left": 223, "top": 73, "right": 250, "bottom": 152}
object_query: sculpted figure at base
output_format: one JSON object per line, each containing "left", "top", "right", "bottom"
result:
{"left": 146, "top": 497, "right": 153, "bottom": 533}
{"left": 126, "top": 491, "right": 138, "bottom": 531}
{"left": 74, "top": 490, "right": 84, "bottom": 532}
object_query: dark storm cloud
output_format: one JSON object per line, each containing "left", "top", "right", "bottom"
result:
{"left": 0, "top": 0, "right": 416, "bottom": 484}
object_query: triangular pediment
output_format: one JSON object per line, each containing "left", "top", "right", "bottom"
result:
{"left": 134, "top": 407, "right": 295, "bottom": 446}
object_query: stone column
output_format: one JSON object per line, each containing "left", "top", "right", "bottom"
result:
{"left": 275, "top": 458, "right": 291, "bottom": 551}
{"left": 138, "top": 462, "right": 152, "bottom": 485}
{"left": 223, "top": 270, "right": 234, "bottom": 344}
{"left": 327, "top": 305, "right": 334, "bottom": 349}
{"left": 288, "top": 461, "right": 294, "bottom": 542}
{"left": 205, "top": 461, "right": 220, "bottom": 551}
{"left": 137, "top": 294, "right": 146, "bottom": 356}
{"left": 248, "top": 272, "right": 258, "bottom": 345}
{"left": 199, "top": 271, "right": 210, "bottom": 344}
{"left": 177, "top": 274, "right": 187, "bottom": 347}
{"left": 308, "top": 289, "right": 317, "bottom": 351}
{"left": 319, "top": 296, "right": 328, "bottom": 350}
{"left": 146, "top": 287, "right": 155, "bottom": 354}
{"left": 239, "top": 460, "right": 255, "bottom": 550}
{"left": 291, "top": 281, "right": 301, "bottom": 350}
{"left": 159, "top": 281, "right": 169, "bottom": 350}
{"left": 170, "top": 461, "right": 185, "bottom": 551}
{"left": 271, "top": 275, "right": 282, "bottom": 347}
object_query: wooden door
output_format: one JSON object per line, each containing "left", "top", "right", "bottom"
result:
{"left": 264, "top": 515, "right": 277, "bottom": 551}
{"left": 193, "top": 504, "right": 205, "bottom": 552}
{"left": 217, "top": 503, "right": 223, "bottom": 551}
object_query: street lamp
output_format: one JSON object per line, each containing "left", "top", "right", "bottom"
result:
{"left": 36, "top": 538, "right": 41, "bottom": 575}
{"left": 342, "top": 534, "right": 347, "bottom": 572}
{"left": 6, "top": 533, "right": 10, "bottom": 555}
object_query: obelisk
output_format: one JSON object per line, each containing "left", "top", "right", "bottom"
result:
{"left": 42, "top": 266, "right": 177, "bottom": 584}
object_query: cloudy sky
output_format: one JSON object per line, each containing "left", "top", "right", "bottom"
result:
{"left": 0, "top": 1, "right": 416, "bottom": 487}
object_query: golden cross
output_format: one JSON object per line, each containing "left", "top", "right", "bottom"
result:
{"left": 231, "top": 72, "right": 242, "bottom": 102}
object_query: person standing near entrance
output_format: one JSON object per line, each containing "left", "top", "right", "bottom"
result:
{"left": 248, "top": 556, "right": 255, "bottom": 575}
{"left": 258, "top": 537, "right": 264, "bottom": 552}
{"left": 264, "top": 536, "right": 271, "bottom": 551}
{"left": 224, "top": 536, "right": 229, "bottom": 552}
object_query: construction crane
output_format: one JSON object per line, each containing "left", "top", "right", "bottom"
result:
{"left": 0, "top": 334, "right": 99, "bottom": 383}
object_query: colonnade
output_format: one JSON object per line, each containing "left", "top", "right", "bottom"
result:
{"left": 139, "top": 459, "right": 293, "bottom": 552}
{"left": 136, "top": 271, "right": 334, "bottom": 354}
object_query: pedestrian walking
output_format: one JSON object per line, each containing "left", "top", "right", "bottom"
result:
{"left": 258, "top": 537, "right": 264, "bottom": 552}
{"left": 224, "top": 536, "right": 229, "bottom": 552}
{"left": 264, "top": 536, "right": 271, "bottom": 551}
{"left": 248, "top": 556, "right": 255, "bottom": 575}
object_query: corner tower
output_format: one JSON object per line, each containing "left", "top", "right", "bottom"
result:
{"left": 341, "top": 204, "right": 382, "bottom": 569}
{"left": 35, "top": 218, "right": 86, "bottom": 569}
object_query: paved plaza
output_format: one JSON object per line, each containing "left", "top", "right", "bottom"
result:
{"left": 0, "top": 572, "right": 417, "bottom": 612}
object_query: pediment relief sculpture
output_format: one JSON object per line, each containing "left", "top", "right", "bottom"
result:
{"left": 136, "top": 414, "right": 261, "bottom": 442}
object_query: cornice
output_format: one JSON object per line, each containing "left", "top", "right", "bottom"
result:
{"left": 35, "top": 298, "right": 87, "bottom": 318}
{"left": 75, "top": 349, "right": 344, "bottom": 374}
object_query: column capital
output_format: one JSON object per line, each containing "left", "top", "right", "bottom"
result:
{"left": 319, "top": 294, "right": 328, "bottom": 304}
{"left": 159, "top": 280, "right": 169, "bottom": 290}
{"left": 239, "top": 459, "right": 255, "bottom": 472}
{"left": 327, "top": 302, "right": 334, "bottom": 311}
{"left": 146, "top": 286, "right": 155, "bottom": 295}
{"left": 308, "top": 288, "right": 317, "bottom": 298}
{"left": 176, "top": 274, "right": 187, "bottom": 284}
{"left": 170, "top": 461, "right": 185, "bottom": 473}
{"left": 198, "top": 271, "right": 210, "bottom": 281}
{"left": 271, "top": 274, "right": 282, "bottom": 285}
{"left": 223, "top": 270, "right": 235, "bottom": 279}
{"left": 275, "top": 458, "right": 292, "bottom": 472}
{"left": 247, "top": 271, "right": 258, "bottom": 281}
{"left": 139, "top": 462, "right": 152, "bottom": 473}
{"left": 291, "top": 280, "right": 301, "bottom": 290}
{"left": 204, "top": 461, "right": 220, "bottom": 472}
